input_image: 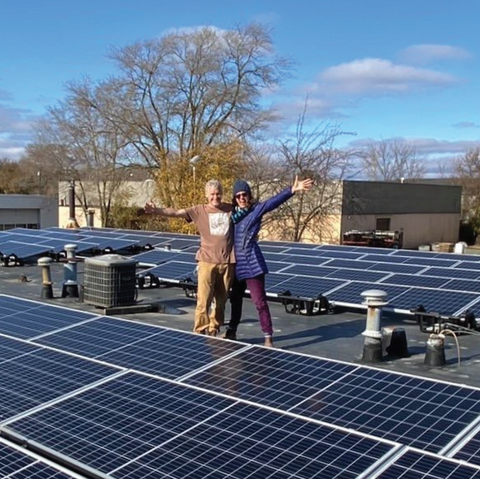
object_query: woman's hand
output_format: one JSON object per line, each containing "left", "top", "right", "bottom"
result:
{"left": 292, "top": 176, "right": 314, "bottom": 193}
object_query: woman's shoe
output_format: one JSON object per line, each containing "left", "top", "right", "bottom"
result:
{"left": 224, "top": 328, "right": 237, "bottom": 340}
{"left": 264, "top": 336, "right": 274, "bottom": 348}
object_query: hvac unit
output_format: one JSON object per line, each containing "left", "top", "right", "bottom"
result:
{"left": 83, "top": 254, "right": 138, "bottom": 308}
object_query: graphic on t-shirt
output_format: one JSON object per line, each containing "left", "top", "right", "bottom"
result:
{"left": 208, "top": 212, "right": 230, "bottom": 236}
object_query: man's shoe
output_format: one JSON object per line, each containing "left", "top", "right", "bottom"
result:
{"left": 224, "top": 329, "right": 237, "bottom": 340}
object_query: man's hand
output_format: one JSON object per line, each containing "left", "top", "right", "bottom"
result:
{"left": 144, "top": 200, "right": 157, "bottom": 214}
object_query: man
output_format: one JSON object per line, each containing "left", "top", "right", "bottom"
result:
{"left": 144, "top": 180, "right": 234, "bottom": 336}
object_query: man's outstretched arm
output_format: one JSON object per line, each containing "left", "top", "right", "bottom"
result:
{"left": 144, "top": 201, "right": 189, "bottom": 219}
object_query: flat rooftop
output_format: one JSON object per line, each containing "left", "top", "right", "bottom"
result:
{"left": 4, "top": 241, "right": 480, "bottom": 478}
{"left": 2, "top": 258, "right": 480, "bottom": 389}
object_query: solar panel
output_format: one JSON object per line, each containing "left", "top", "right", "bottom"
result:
{"left": 0, "top": 232, "right": 47, "bottom": 243}
{"left": 379, "top": 273, "right": 450, "bottom": 289}
{"left": 323, "top": 258, "right": 377, "bottom": 270}
{"left": 352, "top": 246, "right": 397, "bottom": 255}
{"left": 452, "top": 424, "right": 480, "bottom": 467}
{"left": 160, "top": 238, "right": 200, "bottom": 250}
{"left": 327, "top": 268, "right": 389, "bottom": 282}
{"left": 5, "top": 373, "right": 395, "bottom": 479}
{"left": 0, "top": 333, "right": 42, "bottom": 361}
{"left": 403, "top": 257, "right": 461, "bottom": 267}
{"left": 36, "top": 321, "right": 247, "bottom": 379}
{"left": 116, "top": 403, "right": 393, "bottom": 479}
{"left": 314, "top": 250, "right": 366, "bottom": 260}
{"left": 443, "top": 278, "right": 480, "bottom": 293}
{"left": 317, "top": 244, "right": 360, "bottom": 252}
{"left": 455, "top": 261, "right": 480, "bottom": 271}
{"left": 265, "top": 260, "right": 292, "bottom": 273}
{"left": 257, "top": 245, "right": 290, "bottom": 253}
{"left": 279, "top": 264, "right": 344, "bottom": 278}
{"left": 420, "top": 267, "right": 480, "bottom": 281}
{"left": 0, "top": 439, "right": 82, "bottom": 478}
{"left": 35, "top": 316, "right": 167, "bottom": 356}
{"left": 0, "top": 295, "right": 99, "bottom": 339}
{"left": 151, "top": 231, "right": 197, "bottom": 239}
{"left": 436, "top": 252, "right": 480, "bottom": 262}
{"left": 115, "top": 233, "right": 161, "bottom": 246}
{"left": 262, "top": 251, "right": 291, "bottom": 262}
{"left": 262, "top": 240, "right": 319, "bottom": 249}
{"left": 392, "top": 249, "right": 444, "bottom": 259}
{"left": 271, "top": 275, "right": 345, "bottom": 299}
{"left": 368, "top": 262, "right": 427, "bottom": 274}
{"left": 391, "top": 288, "right": 479, "bottom": 315}
{"left": 358, "top": 254, "right": 408, "bottom": 263}
{"left": 0, "top": 241, "right": 52, "bottom": 260}
{"left": 78, "top": 237, "right": 139, "bottom": 252}
{"left": 185, "top": 347, "right": 359, "bottom": 409}
{"left": 0, "top": 335, "right": 119, "bottom": 422}
{"left": 377, "top": 450, "right": 480, "bottom": 479}
{"left": 263, "top": 272, "right": 296, "bottom": 294}
{"left": 146, "top": 261, "right": 198, "bottom": 283}
{"left": 281, "top": 254, "right": 331, "bottom": 266}
{"left": 78, "top": 229, "right": 121, "bottom": 238}
{"left": 292, "top": 366, "right": 480, "bottom": 453}
{"left": 34, "top": 238, "right": 96, "bottom": 254}
{"left": 327, "top": 281, "right": 408, "bottom": 306}
{"left": 6, "top": 227, "right": 46, "bottom": 235}
{"left": 283, "top": 247, "right": 325, "bottom": 257}
{"left": 131, "top": 248, "right": 180, "bottom": 265}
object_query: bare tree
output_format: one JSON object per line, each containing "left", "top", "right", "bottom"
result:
{"left": 28, "top": 82, "right": 132, "bottom": 226}
{"left": 454, "top": 147, "right": 480, "bottom": 226}
{"left": 361, "top": 139, "right": 426, "bottom": 182}
{"left": 261, "top": 104, "right": 356, "bottom": 242}
{"left": 72, "top": 23, "right": 292, "bottom": 207}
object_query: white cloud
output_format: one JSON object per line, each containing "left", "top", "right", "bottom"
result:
{"left": 0, "top": 101, "right": 37, "bottom": 159}
{"left": 0, "top": 144, "right": 24, "bottom": 160}
{"left": 318, "top": 58, "right": 459, "bottom": 96}
{"left": 400, "top": 44, "right": 472, "bottom": 65}
{"left": 0, "top": 104, "right": 35, "bottom": 134}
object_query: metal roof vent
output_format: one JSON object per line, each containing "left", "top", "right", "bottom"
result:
{"left": 83, "top": 254, "right": 137, "bottom": 308}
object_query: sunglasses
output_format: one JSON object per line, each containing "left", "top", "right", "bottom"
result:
{"left": 235, "top": 193, "right": 249, "bottom": 199}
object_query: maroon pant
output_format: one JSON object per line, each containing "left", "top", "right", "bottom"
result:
{"left": 228, "top": 274, "right": 273, "bottom": 336}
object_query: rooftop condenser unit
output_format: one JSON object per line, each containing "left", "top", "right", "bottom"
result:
{"left": 83, "top": 254, "right": 138, "bottom": 308}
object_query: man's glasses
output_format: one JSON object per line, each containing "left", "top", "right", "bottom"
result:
{"left": 235, "top": 193, "right": 248, "bottom": 199}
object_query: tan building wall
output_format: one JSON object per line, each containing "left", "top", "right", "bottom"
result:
{"left": 58, "top": 206, "right": 103, "bottom": 229}
{"left": 341, "top": 213, "right": 460, "bottom": 249}
{"left": 260, "top": 214, "right": 342, "bottom": 244}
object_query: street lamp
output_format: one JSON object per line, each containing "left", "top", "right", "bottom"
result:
{"left": 189, "top": 155, "right": 201, "bottom": 199}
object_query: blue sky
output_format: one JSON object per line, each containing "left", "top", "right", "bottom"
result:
{"left": 1, "top": 0, "right": 479, "bottom": 172}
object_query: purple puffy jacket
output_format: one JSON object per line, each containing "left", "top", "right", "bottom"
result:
{"left": 233, "top": 187, "right": 294, "bottom": 281}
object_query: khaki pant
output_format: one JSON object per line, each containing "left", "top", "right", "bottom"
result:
{"left": 194, "top": 262, "right": 234, "bottom": 334}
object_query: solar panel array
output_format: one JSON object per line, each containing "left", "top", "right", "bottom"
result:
{"left": 2, "top": 293, "right": 480, "bottom": 478}
{"left": 4, "top": 224, "right": 480, "bottom": 316}
{"left": 0, "top": 226, "right": 194, "bottom": 263}
{"left": 127, "top": 230, "right": 480, "bottom": 317}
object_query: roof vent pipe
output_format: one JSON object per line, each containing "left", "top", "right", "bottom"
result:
{"left": 65, "top": 181, "right": 80, "bottom": 229}
{"left": 61, "top": 244, "right": 79, "bottom": 298}
{"left": 360, "top": 289, "right": 388, "bottom": 363}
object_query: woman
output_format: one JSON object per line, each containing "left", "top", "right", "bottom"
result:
{"left": 225, "top": 176, "right": 313, "bottom": 347}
